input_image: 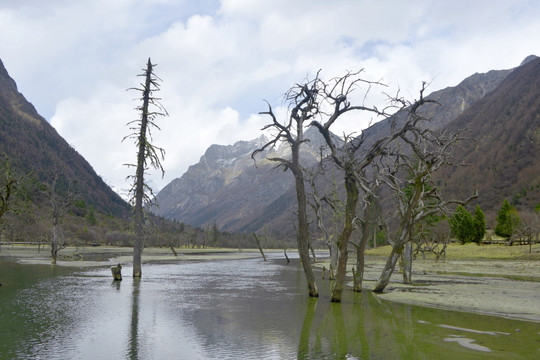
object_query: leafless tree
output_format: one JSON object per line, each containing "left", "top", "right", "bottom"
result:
{"left": 373, "top": 96, "right": 477, "bottom": 292}
{"left": 0, "top": 155, "right": 18, "bottom": 252}
{"left": 513, "top": 212, "right": 539, "bottom": 253}
{"left": 45, "top": 174, "right": 77, "bottom": 265}
{"left": 309, "top": 71, "right": 423, "bottom": 302}
{"left": 252, "top": 74, "right": 322, "bottom": 297}
{"left": 123, "top": 58, "right": 167, "bottom": 278}
{"left": 306, "top": 152, "right": 339, "bottom": 279}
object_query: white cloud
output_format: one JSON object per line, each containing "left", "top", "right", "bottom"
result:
{"left": 2, "top": 0, "right": 540, "bottom": 193}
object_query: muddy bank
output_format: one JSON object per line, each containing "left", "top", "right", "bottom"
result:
{"left": 321, "top": 256, "right": 540, "bottom": 322}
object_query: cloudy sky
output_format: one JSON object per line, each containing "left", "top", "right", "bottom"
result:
{"left": 1, "top": 0, "right": 539, "bottom": 194}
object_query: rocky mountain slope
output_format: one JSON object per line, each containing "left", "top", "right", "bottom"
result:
{"left": 0, "top": 59, "right": 129, "bottom": 217}
{"left": 152, "top": 127, "right": 337, "bottom": 231}
{"left": 156, "top": 56, "right": 538, "bottom": 234}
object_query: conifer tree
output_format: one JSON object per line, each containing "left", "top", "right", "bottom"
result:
{"left": 495, "top": 199, "right": 520, "bottom": 239}
{"left": 472, "top": 205, "right": 486, "bottom": 244}
{"left": 449, "top": 205, "right": 474, "bottom": 244}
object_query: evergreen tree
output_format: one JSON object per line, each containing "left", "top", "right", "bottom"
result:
{"left": 472, "top": 205, "right": 486, "bottom": 244}
{"left": 449, "top": 205, "right": 474, "bottom": 244}
{"left": 86, "top": 205, "right": 97, "bottom": 226}
{"left": 495, "top": 199, "right": 520, "bottom": 239}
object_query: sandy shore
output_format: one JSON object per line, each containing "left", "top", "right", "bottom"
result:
{"left": 2, "top": 244, "right": 539, "bottom": 322}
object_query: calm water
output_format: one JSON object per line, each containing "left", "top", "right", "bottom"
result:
{"left": 1, "top": 253, "right": 539, "bottom": 359}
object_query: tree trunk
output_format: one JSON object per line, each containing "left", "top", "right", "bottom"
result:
{"left": 353, "top": 234, "right": 368, "bottom": 292}
{"left": 327, "top": 241, "right": 338, "bottom": 280}
{"left": 402, "top": 241, "right": 413, "bottom": 284}
{"left": 253, "top": 233, "right": 267, "bottom": 261}
{"left": 331, "top": 174, "right": 358, "bottom": 302}
{"left": 373, "top": 245, "right": 402, "bottom": 293}
{"left": 295, "top": 170, "right": 318, "bottom": 297}
{"left": 51, "top": 216, "right": 59, "bottom": 265}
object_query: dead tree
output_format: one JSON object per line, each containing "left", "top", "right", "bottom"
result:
{"left": 373, "top": 102, "right": 477, "bottom": 292}
{"left": 252, "top": 232, "right": 267, "bottom": 261}
{"left": 252, "top": 75, "right": 322, "bottom": 297}
{"left": 46, "top": 174, "right": 76, "bottom": 265}
{"left": 306, "top": 152, "right": 338, "bottom": 279}
{"left": 310, "top": 71, "right": 418, "bottom": 302}
{"left": 123, "top": 58, "right": 167, "bottom": 278}
{"left": 351, "top": 181, "right": 384, "bottom": 292}
{"left": 0, "top": 155, "right": 19, "bottom": 252}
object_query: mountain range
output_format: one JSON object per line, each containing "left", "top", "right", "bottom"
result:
{"left": 153, "top": 55, "right": 540, "bottom": 234}
{"left": 2, "top": 54, "right": 538, "bottom": 236}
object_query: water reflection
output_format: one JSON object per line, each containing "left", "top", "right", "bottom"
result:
{"left": 1, "top": 256, "right": 539, "bottom": 359}
{"left": 297, "top": 297, "right": 316, "bottom": 359}
{"left": 128, "top": 278, "right": 140, "bottom": 360}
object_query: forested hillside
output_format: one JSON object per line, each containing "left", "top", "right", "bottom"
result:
{"left": 0, "top": 59, "right": 129, "bottom": 217}
{"left": 439, "top": 56, "right": 540, "bottom": 215}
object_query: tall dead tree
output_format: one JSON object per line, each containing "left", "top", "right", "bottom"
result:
{"left": 252, "top": 76, "right": 322, "bottom": 297}
{"left": 124, "top": 58, "right": 167, "bottom": 278}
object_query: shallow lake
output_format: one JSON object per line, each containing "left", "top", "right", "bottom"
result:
{"left": 1, "top": 252, "right": 539, "bottom": 359}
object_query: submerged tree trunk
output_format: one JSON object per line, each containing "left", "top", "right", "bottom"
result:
{"left": 111, "top": 264, "right": 123, "bottom": 281}
{"left": 253, "top": 232, "right": 267, "bottom": 261}
{"left": 331, "top": 174, "right": 359, "bottom": 302}
{"left": 402, "top": 241, "right": 413, "bottom": 284}
{"left": 373, "top": 245, "right": 402, "bottom": 293}
{"left": 353, "top": 234, "right": 368, "bottom": 292}
{"left": 295, "top": 168, "right": 318, "bottom": 297}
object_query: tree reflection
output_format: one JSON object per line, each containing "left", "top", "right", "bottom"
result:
{"left": 330, "top": 302, "right": 348, "bottom": 358}
{"left": 128, "top": 279, "right": 140, "bottom": 360}
{"left": 298, "top": 297, "right": 317, "bottom": 359}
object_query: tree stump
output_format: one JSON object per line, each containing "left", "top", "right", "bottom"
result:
{"left": 111, "top": 264, "right": 122, "bottom": 281}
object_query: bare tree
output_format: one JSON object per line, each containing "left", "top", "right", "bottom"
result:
{"left": 373, "top": 98, "right": 477, "bottom": 292}
{"left": 513, "top": 212, "right": 539, "bottom": 253}
{"left": 252, "top": 75, "right": 322, "bottom": 297}
{"left": 45, "top": 174, "right": 77, "bottom": 265}
{"left": 306, "top": 152, "right": 339, "bottom": 279}
{"left": 351, "top": 180, "right": 384, "bottom": 292}
{"left": 123, "top": 58, "right": 167, "bottom": 278}
{"left": 0, "top": 155, "right": 17, "bottom": 222}
{"left": 309, "top": 71, "right": 418, "bottom": 302}
{"left": 0, "top": 155, "right": 19, "bottom": 252}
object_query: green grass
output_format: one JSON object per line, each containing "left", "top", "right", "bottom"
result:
{"left": 366, "top": 242, "right": 540, "bottom": 260}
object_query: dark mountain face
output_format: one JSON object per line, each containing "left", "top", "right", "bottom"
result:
{"left": 438, "top": 56, "right": 540, "bottom": 213}
{"left": 155, "top": 56, "right": 538, "bottom": 234}
{"left": 0, "top": 59, "right": 129, "bottom": 216}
